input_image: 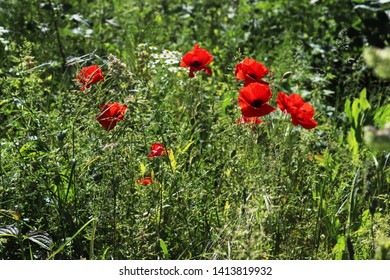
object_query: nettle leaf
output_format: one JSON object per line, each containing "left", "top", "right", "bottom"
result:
{"left": 25, "top": 230, "right": 53, "bottom": 251}
{"left": 0, "top": 225, "right": 19, "bottom": 237}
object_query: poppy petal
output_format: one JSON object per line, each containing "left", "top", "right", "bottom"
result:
{"left": 240, "top": 102, "right": 275, "bottom": 117}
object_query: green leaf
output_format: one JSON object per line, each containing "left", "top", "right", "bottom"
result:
{"left": 47, "top": 218, "right": 96, "bottom": 260}
{"left": 180, "top": 141, "right": 194, "bottom": 154}
{"left": 25, "top": 230, "right": 53, "bottom": 251}
{"left": 0, "top": 225, "right": 19, "bottom": 237}
{"left": 101, "top": 246, "right": 111, "bottom": 260}
{"left": 333, "top": 235, "right": 346, "bottom": 260}
{"left": 351, "top": 99, "right": 360, "bottom": 128}
{"left": 344, "top": 98, "right": 352, "bottom": 123}
{"left": 373, "top": 104, "right": 390, "bottom": 129}
{"left": 0, "top": 99, "right": 10, "bottom": 106}
{"left": 168, "top": 148, "right": 177, "bottom": 172}
{"left": 140, "top": 162, "right": 146, "bottom": 175}
{"left": 347, "top": 128, "right": 359, "bottom": 155}
{"left": 159, "top": 239, "right": 169, "bottom": 259}
{"left": 359, "top": 88, "right": 371, "bottom": 111}
{"left": 0, "top": 209, "right": 21, "bottom": 221}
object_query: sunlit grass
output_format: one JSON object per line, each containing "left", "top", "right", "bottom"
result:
{"left": 0, "top": 0, "right": 389, "bottom": 260}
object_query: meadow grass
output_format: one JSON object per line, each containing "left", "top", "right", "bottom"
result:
{"left": 0, "top": 0, "right": 389, "bottom": 260}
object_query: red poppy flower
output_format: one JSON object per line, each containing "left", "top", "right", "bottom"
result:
{"left": 77, "top": 65, "right": 104, "bottom": 91}
{"left": 235, "top": 58, "right": 269, "bottom": 86}
{"left": 277, "top": 92, "right": 317, "bottom": 130}
{"left": 277, "top": 92, "right": 303, "bottom": 113}
{"left": 138, "top": 175, "right": 153, "bottom": 185}
{"left": 148, "top": 142, "right": 166, "bottom": 160}
{"left": 180, "top": 44, "right": 213, "bottom": 78}
{"left": 238, "top": 82, "right": 275, "bottom": 118}
{"left": 96, "top": 102, "right": 128, "bottom": 131}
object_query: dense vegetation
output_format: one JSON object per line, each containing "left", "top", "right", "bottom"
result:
{"left": 0, "top": 0, "right": 389, "bottom": 260}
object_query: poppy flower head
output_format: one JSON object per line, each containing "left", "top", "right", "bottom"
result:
{"left": 138, "top": 175, "right": 153, "bottom": 185}
{"left": 180, "top": 44, "right": 213, "bottom": 78}
{"left": 77, "top": 65, "right": 104, "bottom": 91}
{"left": 276, "top": 92, "right": 290, "bottom": 113}
{"left": 235, "top": 58, "right": 269, "bottom": 86}
{"left": 277, "top": 92, "right": 306, "bottom": 114}
{"left": 148, "top": 142, "right": 166, "bottom": 160}
{"left": 238, "top": 82, "right": 275, "bottom": 118}
{"left": 96, "top": 102, "right": 128, "bottom": 131}
{"left": 277, "top": 92, "right": 317, "bottom": 130}
{"left": 291, "top": 109, "right": 318, "bottom": 129}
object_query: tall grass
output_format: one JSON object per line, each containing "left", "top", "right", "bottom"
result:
{"left": 0, "top": 0, "right": 389, "bottom": 260}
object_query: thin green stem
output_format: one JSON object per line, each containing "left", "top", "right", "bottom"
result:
{"left": 47, "top": 0, "right": 66, "bottom": 68}
{"left": 47, "top": 218, "right": 96, "bottom": 260}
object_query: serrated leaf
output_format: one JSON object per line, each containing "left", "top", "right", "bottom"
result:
{"left": 26, "top": 230, "right": 53, "bottom": 251}
{"left": 0, "top": 225, "right": 19, "bottom": 237}
{"left": 168, "top": 148, "right": 177, "bottom": 172}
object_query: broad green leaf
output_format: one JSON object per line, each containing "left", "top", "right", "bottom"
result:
{"left": 347, "top": 128, "right": 359, "bottom": 155}
{"left": 351, "top": 99, "right": 360, "bottom": 128}
{"left": 0, "top": 225, "right": 19, "bottom": 237}
{"left": 25, "top": 230, "right": 53, "bottom": 251}
{"left": 359, "top": 88, "right": 371, "bottom": 111}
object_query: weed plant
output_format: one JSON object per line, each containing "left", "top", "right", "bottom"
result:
{"left": 0, "top": 0, "right": 389, "bottom": 260}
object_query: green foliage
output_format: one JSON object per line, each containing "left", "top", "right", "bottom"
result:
{"left": 344, "top": 88, "right": 373, "bottom": 156}
{"left": 0, "top": 0, "right": 389, "bottom": 260}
